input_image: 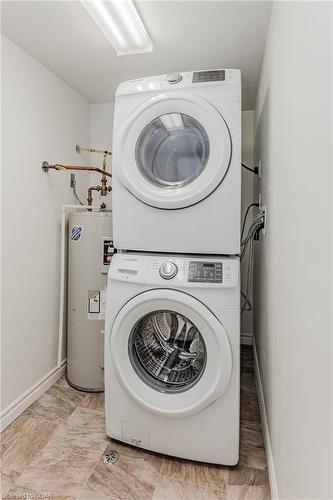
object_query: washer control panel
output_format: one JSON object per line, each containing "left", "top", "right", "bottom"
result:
{"left": 188, "top": 261, "right": 223, "bottom": 283}
{"left": 110, "top": 254, "right": 238, "bottom": 288}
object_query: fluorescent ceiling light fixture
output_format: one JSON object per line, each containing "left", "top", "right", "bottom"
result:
{"left": 81, "top": 0, "right": 152, "bottom": 56}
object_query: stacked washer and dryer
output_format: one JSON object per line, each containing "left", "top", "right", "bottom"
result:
{"left": 105, "top": 69, "right": 241, "bottom": 465}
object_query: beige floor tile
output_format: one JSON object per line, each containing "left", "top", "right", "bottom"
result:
{"left": 84, "top": 441, "right": 162, "bottom": 500}
{"left": 52, "top": 407, "right": 108, "bottom": 459}
{"left": 240, "top": 374, "right": 257, "bottom": 394}
{"left": 79, "top": 392, "right": 105, "bottom": 412}
{"left": 240, "top": 387, "right": 259, "bottom": 406}
{"left": 25, "top": 376, "right": 86, "bottom": 423}
{"left": 1, "top": 412, "right": 29, "bottom": 449}
{"left": 240, "top": 348, "right": 254, "bottom": 374}
{"left": 238, "top": 450, "right": 267, "bottom": 472}
{"left": 1, "top": 469, "right": 20, "bottom": 497}
{"left": 12, "top": 452, "right": 97, "bottom": 498}
{"left": 227, "top": 485, "right": 270, "bottom": 500}
{"left": 240, "top": 426, "right": 264, "bottom": 449}
{"left": 238, "top": 426, "right": 267, "bottom": 471}
{"left": 160, "top": 456, "right": 227, "bottom": 492}
{"left": 65, "top": 405, "right": 105, "bottom": 429}
{"left": 228, "top": 465, "right": 269, "bottom": 486}
{"left": 153, "top": 476, "right": 226, "bottom": 500}
{"left": 10, "top": 408, "right": 107, "bottom": 498}
{"left": 26, "top": 385, "right": 84, "bottom": 423}
{"left": 79, "top": 491, "right": 111, "bottom": 499}
{"left": 1, "top": 415, "right": 57, "bottom": 468}
{"left": 240, "top": 391, "right": 262, "bottom": 432}
{"left": 1, "top": 415, "right": 57, "bottom": 496}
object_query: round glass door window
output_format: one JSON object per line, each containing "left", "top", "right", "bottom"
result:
{"left": 135, "top": 114, "right": 210, "bottom": 188}
{"left": 129, "top": 310, "right": 207, "bottom": 393}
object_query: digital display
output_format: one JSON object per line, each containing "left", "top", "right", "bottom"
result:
{"left": 192, "top": 70, "right": 225, "bottom": 83}
{"left": 188, "top": 261, "right": 223, "bottom": 283}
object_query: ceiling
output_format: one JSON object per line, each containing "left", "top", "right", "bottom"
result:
{"left": 1, "top": 1, "right": 272, "bottom": 110}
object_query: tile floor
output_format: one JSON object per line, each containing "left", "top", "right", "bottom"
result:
{"left": 1, "top": 346, "right": 270, "bottom": 500}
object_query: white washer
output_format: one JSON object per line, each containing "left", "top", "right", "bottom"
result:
{"left": 112, "top": 69, "right": 241, "bottom": 255}
{"left": 105, "top": 253, "right": 240, "bottom": 465}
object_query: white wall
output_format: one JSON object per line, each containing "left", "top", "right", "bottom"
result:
{"left": 1, "top": 36, "right": 90, "bottom": 427}
{"left": 253, "top": 2, "right": 332, "bottom": 499}
{"left": 90, "top": 102, "right": 114, "bottom": 152}
{"left": 89, "top": 102, "right": 114, "bottom": 210}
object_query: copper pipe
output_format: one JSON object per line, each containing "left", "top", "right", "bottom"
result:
{"left": 87, "top": 186, "right": 101, "bottom": 207}
{"left": 42, "top": 162, "right": 111, "bottom": 178}
{"left": 42, "top": 160, "right": 112, "bottom": 209}
{"left": 76, "top": 145, "right": 111, "bottom": 156}
{"left": 101, "top": 176, "right": 108, "bottom": 195}
{"left": 87, "top": 185, "right": 112, "bottom": 208}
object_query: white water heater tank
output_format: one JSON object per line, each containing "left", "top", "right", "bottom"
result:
{"left": 67, "top": 210, "right": 113, "bottom": 391}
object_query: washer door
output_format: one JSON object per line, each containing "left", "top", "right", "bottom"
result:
{"left": 115, "top": 93, "right": 231, "bottom": 209}
{"left": 110, "top": 289, "right": 232, "bottom": 417}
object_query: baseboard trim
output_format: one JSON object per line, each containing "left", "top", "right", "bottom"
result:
{"left": 253, "top": 339, "right": 279, "bottom": 500}
{"left": 241, "top": 333, "right": 253, "bottom": 345}
{"left": 0, "top": 361, "right": 66, "bottom": 432}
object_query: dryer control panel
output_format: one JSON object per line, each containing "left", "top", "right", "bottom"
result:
{"left": 192, "top": 70, "right": 225, "bottom": 83}
{"left": 116, "top": 69, "right": 240, "bottom": 96}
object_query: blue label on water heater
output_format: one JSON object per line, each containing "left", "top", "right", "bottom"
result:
{"left": 71, "top": 225, "right": 83, "bottom": 241}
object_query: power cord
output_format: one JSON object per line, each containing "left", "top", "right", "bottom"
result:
{"left": 240, "top": 203, "right": 265, "bottom": 313}
{"left": 241, "top": 291, "right": 252, "bottom": 312}
{"left": 70, "top": 174, "right": 84, "bottom": 206}
{"left": 242, "top": 163, "right": 258, "bottom": 175}
{"left": 241, "top": 212, "right": 264, "bottom": 247}
{"left": 241, "top": 237, "right": 254, "bottom": 313}
{"left": 253, "top": 222, "right": 264, "bottom": 241}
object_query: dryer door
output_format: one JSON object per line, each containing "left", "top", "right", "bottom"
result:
{"left": 115, "top": 93, "right": 231, "bottom": 209}
{"left": 109, "top": 289, "right": 232, "bottom": 418}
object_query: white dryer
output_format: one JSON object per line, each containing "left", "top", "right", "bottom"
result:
{"left": 112, "top": 69, "right": 241, "bottom": 255}
{"left": 105, "top": 253, "right": 240, "bottom": 465}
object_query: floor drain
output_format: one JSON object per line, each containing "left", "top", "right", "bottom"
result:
{"left": 102, "top": 450, "right": 119, "bottom": 465}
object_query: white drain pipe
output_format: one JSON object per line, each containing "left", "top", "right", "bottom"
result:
{"left": 57, "top": 204, "right": 100, "bottom": 369}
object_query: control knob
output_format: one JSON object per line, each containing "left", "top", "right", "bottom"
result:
{"left": 159, "top": 261, "right": 178, "bottom": 279}
{"left": 166, "top": 72, "right": 182, "bottom": 84}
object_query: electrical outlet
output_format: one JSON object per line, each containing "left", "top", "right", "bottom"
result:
{"left": 70, "top": 173, "right": 75, "bottom": 188}
{"left": 258, "top": 159, "right": 263, "bottom": 179}
{"left": 260, "top": 205, "right": 266, "bottom": 235}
